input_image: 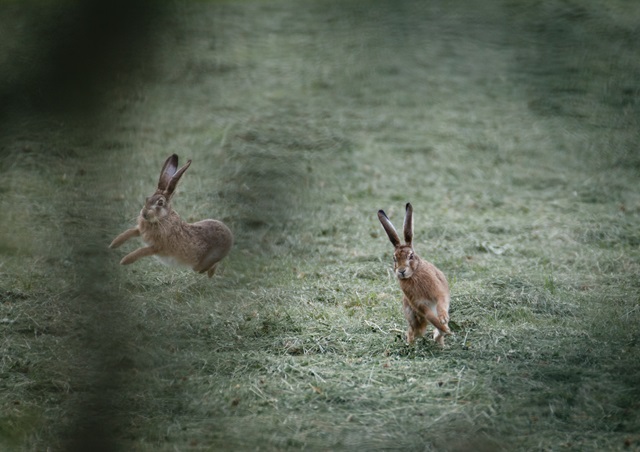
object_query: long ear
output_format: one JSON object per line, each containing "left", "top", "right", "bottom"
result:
{"left": 165, "top": 159, "right": 192, "bottom": 197}
{"left": 403, "top": 202, "right": 413, "bottom": 245}
{"left": 158, "top": 154, "right": 178, "bottom": 191}
{"left": 378, "top": 210, "right": 401, "bottom": 247}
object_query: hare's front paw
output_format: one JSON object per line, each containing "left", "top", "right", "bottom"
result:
{"left": 437, "top": 311, "right": 449, "bottom": 327}
{"left": 437, "top": 313, "right": 452, "bottom": 336}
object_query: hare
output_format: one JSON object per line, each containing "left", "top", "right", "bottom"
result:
{"left": 377, "top": 203, "right": 451, "bottom": 345}
{"left": 109, "top": 154, "right": 233, "bottom": 277}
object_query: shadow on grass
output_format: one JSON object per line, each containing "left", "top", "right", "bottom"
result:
{"left": 218, "top": 112, "right": 351, "bottom": 247}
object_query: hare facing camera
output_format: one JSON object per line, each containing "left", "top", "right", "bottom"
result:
{"left": 110, "top": 154, "right": 233, "bottom": 277}
{"left": 377, "top": 203, "right": 451, "bottom": 345}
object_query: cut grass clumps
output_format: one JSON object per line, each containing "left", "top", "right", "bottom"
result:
{"left": 1, "top": 0, "right": 640, "bottom": 450}
{"left": 489, "top": 277, "right": 578, "bottom": 319}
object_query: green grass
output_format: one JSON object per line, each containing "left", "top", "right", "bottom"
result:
{"left": 1, "top": 0, "right": 640, "bottom": 450}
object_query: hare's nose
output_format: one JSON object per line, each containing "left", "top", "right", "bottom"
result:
{"left": 398, "top": 269, "right": 406, "bottom": 277}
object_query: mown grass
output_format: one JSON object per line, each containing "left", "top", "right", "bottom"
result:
{"left": 1, "top": 0, "right": 639, "bottom": 450}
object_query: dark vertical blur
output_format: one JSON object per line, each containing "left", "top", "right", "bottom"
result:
{"left": 0, "top": 1, "right": 160, "bottom": 118}
{"left": 1, "top": 1, "right": 163, "bottom": 450}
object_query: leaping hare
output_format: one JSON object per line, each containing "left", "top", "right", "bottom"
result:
{"left": 377, "top": 203, "right": 451, "bottom": 345}
{"left": 110, "top": 154, "right": 233, "bottom": 277}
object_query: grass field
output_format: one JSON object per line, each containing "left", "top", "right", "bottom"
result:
{"left": 1, "top": 0, "right": 639, "bottom": 450}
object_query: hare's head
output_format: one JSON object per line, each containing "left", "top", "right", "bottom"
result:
{"left": 378, "top": 203, "right": 418, "bottom": 280}
{"left": 142, "top": 192, "right": 170, "bottom": 223}
{"left": 391, "top": 244, "right": 418, "bottom": 279}
{"left": 141, "top": 154, "right": 191, "bottom": 223}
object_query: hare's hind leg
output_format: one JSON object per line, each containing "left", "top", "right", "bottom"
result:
{"left": 195, "top": 264, "right": 217, "bottom": 277}
{"left": 194, "top": 249, "right": 226, "bottom": 277}
{"left": 403, "top": 296, "right": 428, "bottom": 344}
{"left": 194, "top": 256, "right": 220, "bottom": 276}
{"left": 205, "top": 263, "right": 218, "bottom": 278}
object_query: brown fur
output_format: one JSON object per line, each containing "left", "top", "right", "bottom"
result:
{"left": 378, "top": 203, "right": 451, "bottom": 345}
{"left": 110, "top": 154, "right": 233, "bottom": 278}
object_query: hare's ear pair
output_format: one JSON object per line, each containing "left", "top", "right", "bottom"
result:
{"left": 378, "top": 203, "right": 413, "bottom": 247}
{"left": 158, "top": 154, "right": 192, "bottom": 197}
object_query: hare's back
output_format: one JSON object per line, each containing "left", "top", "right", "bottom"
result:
{"left": 191, "top": 219, "right": 233, "bottom": 248}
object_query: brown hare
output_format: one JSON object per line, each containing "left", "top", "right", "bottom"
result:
{"left": 378, "top": 203, "right": 451, "bottom": 345}
{"left": 110, "top": 154, "right": 233, "bottom": 277}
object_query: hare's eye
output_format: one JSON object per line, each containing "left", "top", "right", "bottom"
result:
{"left": 157, "top": 199, "right": 165, "bottom": 207}
{"left": 409, "top": 253, "right": 414, "bottom": 260}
